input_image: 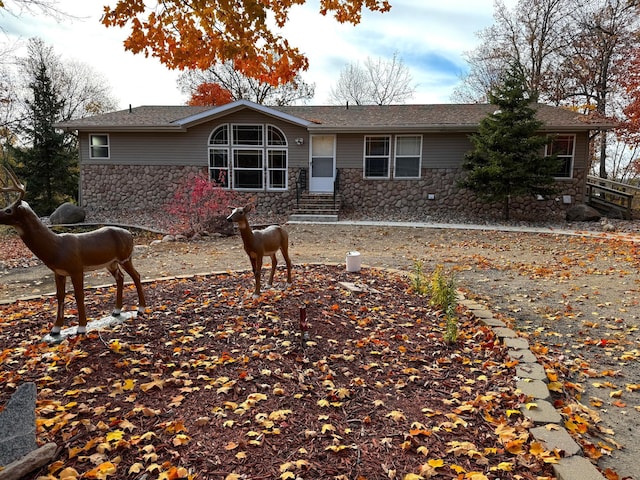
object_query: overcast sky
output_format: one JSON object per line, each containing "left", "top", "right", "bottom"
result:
{"left": 1, "top": 1, "right": 510, "bottom": 110}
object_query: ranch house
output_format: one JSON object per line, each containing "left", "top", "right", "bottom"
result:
{"left": 56, "top": 99, "right": 611, "bottom": 221}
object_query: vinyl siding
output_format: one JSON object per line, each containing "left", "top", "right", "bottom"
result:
{"left": 79, "top": 105, "right": 591, "bottom": 178}
{"left": 80, "top": 110, "right": 309, "bottom": 168}
{"left": 333, "top": 132, "right": 473, "bottom": 170}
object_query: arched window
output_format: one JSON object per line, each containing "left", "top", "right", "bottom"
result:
{"left": 208, "top": 124, "right": 288, "bottom": 190}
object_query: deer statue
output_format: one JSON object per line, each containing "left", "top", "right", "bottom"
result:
{"left": 0, "top": 167, "right": 146, "bottom": 336}
{"left": 226, "top": 205, "right": 292, "bottom": 297}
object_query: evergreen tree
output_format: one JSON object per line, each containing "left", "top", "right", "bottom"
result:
{"left": 11, "top": 56, "right": 77, "bottom": 215}
{"left": 459, "top": 66, "right": 560, "bottom": 220}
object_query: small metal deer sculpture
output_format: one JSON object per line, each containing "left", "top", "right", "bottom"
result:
{"left": 226, "top": 205, "right": 292, "bottom": 297}
{"left": 0, "top": 167, "right": 146, "bottom": 336}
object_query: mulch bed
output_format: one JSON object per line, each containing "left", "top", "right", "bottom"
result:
{"left": 0, "top": 265, "right": 557, "bottom": 479}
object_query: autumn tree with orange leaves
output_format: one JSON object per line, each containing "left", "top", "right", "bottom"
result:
{"left": 187, "top": 82, "right": 233, "bottom": 106}
{"left": 102, "top": 0, "right": 392, "bottom": 86}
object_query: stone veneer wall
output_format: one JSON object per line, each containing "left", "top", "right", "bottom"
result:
{"left": 81, "top": 164, "right": 301, "bottom": 216}
{"left": 81, "top": 164, "right": 584, "bottom": 221}
{"left": 337, "top": 168, "right": 585, "bottom": 221}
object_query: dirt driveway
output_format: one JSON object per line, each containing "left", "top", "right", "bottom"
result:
{"left": 2, "top": 221, "right": 640, "bottom": 478}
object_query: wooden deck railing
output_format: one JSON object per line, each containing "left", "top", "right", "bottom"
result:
{"left": 586, "top": 176, "right": 640, "bottom": 219}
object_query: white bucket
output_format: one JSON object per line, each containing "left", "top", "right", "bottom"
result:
{"left": 346, "top": 251, "right": 362, "bottom": 272}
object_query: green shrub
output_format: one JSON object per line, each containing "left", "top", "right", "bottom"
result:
{"left": 412, "top": 262, "right": 459, "bottom": 344}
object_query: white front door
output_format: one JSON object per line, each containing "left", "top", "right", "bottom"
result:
{"left": 309, "top": 135, "right": 335, "bottom": 193}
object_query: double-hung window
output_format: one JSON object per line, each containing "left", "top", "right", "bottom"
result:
{"left": 89, "top": 134, "right": 110, "bottom": 159}
{"left": 394, "top": 135, "right": 422, "bottom": 178}
{"left": 546, "top": 135, "right": 575, "bottom": 178}
{"left": 364, "top": 136, "right": 391, "bottom": 178}
{"left": 208, "top": 124, "right": 288, "bottom": 190}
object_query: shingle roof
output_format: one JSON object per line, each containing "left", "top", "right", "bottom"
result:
{"left": 55, "top": 100, "right": 615, "bottom": 133}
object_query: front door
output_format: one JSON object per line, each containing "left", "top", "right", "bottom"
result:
{"left": 309, "top": 135, "right": 335, "bottom": 193}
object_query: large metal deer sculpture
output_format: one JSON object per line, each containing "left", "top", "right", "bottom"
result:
{"left": 226, "top": 205, "right": 292, "bottom": 297}
{"left": 0, "top": 167, "right": 146, "bottom": 336}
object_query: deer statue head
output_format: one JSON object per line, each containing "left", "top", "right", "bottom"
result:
{"left": 0, "top": 166, "right": 146, "bottom": 338}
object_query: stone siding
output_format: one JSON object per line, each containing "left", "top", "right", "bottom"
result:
{"left": 337, "top": 168, "right": 584, "bottom": 221}
{"left": 81, "top": 164, "right": 584, "bottom": 221}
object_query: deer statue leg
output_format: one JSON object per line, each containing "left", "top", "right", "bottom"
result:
{"left": 252, "top": 254, "right": 263, "bottom": 297}
{"left": 107, "top": 263, "right": 125, "bottom": 316}
{"left": 120, "top": 259, "right": 147, "bottom": 313}
{"left": 51, "top": 274, "right": 67, "bottom": 335}
{"left": 267, "top": 254, "right": 277, "bottom": 287}
{"left": 280, "top": 233, "right": 293, "bottom": 286}
{"left": 69, "top": 273, "right": 88, "bottom": 334}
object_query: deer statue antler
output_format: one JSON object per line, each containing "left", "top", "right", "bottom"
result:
{"left": 227, "top": 204, "right": 292, "bottom": 298}
{"left": 0, "top": 166, "right": 146, "bottom": 337}
{"left": 0, "top": 166, "right": 26, "bottom": 203}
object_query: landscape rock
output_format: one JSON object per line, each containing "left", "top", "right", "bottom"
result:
{"left": 49, "top": 202, "right": 86, "bottom": 225}
{"left": 0, "top": 443, "right": 57, "bottom": 480}
{"left": 565, "top": 204, "right": 601, "bottom": 222}
{"left": 0, "top": 383, "right": 37, "bottom": 467}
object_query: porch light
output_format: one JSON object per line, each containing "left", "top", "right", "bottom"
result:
{"left": 295, "top": 137, "right": 304, "bottom": 145}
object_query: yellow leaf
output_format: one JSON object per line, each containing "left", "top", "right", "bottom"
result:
{"left": 325, "top": 445, "right": 348, "bottom": 452}
{"left": 85, "top": 461, "right": 117, "bottom": 478}
{"left": 59, "top": 467, "right": 81, "bottom": 479}
{"left": 106, "top": 430, "right": 124, "bottom": 442}
{"left": 386, "top": 410, "right": 406, "bottom": 422}
{"left": 525, "top": 402, "right": 538, "bottom": 410}
{"left": 128, "top": 463, "right": 143, "bottom": 474}
{"left": 465, "top": 472, "right": 488, "bottom": 480}
{"left": 235, "top": 451, "right": 247, "bottom": 460}
{"left": 225, "top": 474, "right": 241, "bottom": 480}
{"left": 428, "top": 459, "right": 444, "bottom": 468}
{"left": 109, "top": 339, "right": 123, "bottom": 353}
{"left": 269, "top": 409, "right": 293, "bottom": 421}
{"left": 280, "top": 473, "right": 295, "bottom": 480}
{"left": 548, "top": 381, "right": 564, "bottom": 393}
{"left": 122, "top": 378, "right": 136, "bottom": 391}
{"left": 173, "top": 434, "right": 190, "bottom": 446}
{"left": 403, "top": 474, "right": 424, "bottom": 480}
{"left": 417, "top": 446, "right": 429, "bottom": 456}
{"left": 321, "top": 423, "right": 336, "bottom": 434}
{"left": 140, "top": 378, "right": 165, "bottom": 392}
{"left": 490, "top": 462, "right": 513, "bottom": 472}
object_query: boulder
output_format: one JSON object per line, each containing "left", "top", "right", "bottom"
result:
{"left": 49, "top": 202, "right": 86, "bottom": 225}
{"left": 0, "top": 383, "right": 37, "bottom": 467}
{"left": 565, "top": 204, "right": 601, "bottom": 222}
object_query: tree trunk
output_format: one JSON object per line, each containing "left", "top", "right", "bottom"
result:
{"left": 599, "top": 130, "right": 608, "bottom": 179}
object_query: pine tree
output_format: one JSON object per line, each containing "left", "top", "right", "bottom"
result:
{"left": 12, "top": 59, "right": 78, "bottom": 214}
{"left": 459, "top": 65, "right": 560, "bottom": 220}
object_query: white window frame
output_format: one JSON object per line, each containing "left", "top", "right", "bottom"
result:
{"left": 546, "top": 134, "right": 575, "bottom": 179}
{"left": 207, "top": 123, "right": 288, "bottom": 191}
{"left": 89, "top": 134, "right": 110, "bottom": 159}
{"left": 363, "top": 135, "right": 391, "bottom": 179}
{"left": 208, "top": 125, "right": 230, "bottom": 186}
{"left": 267, "top": 149, "right": 288, "bottom": 190}
{"left": 394, "top": 135, "right": 422, "bottom": 179}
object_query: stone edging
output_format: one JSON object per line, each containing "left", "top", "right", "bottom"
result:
{"left": 459, "top": 294, "right": 606, "bottom": 480}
